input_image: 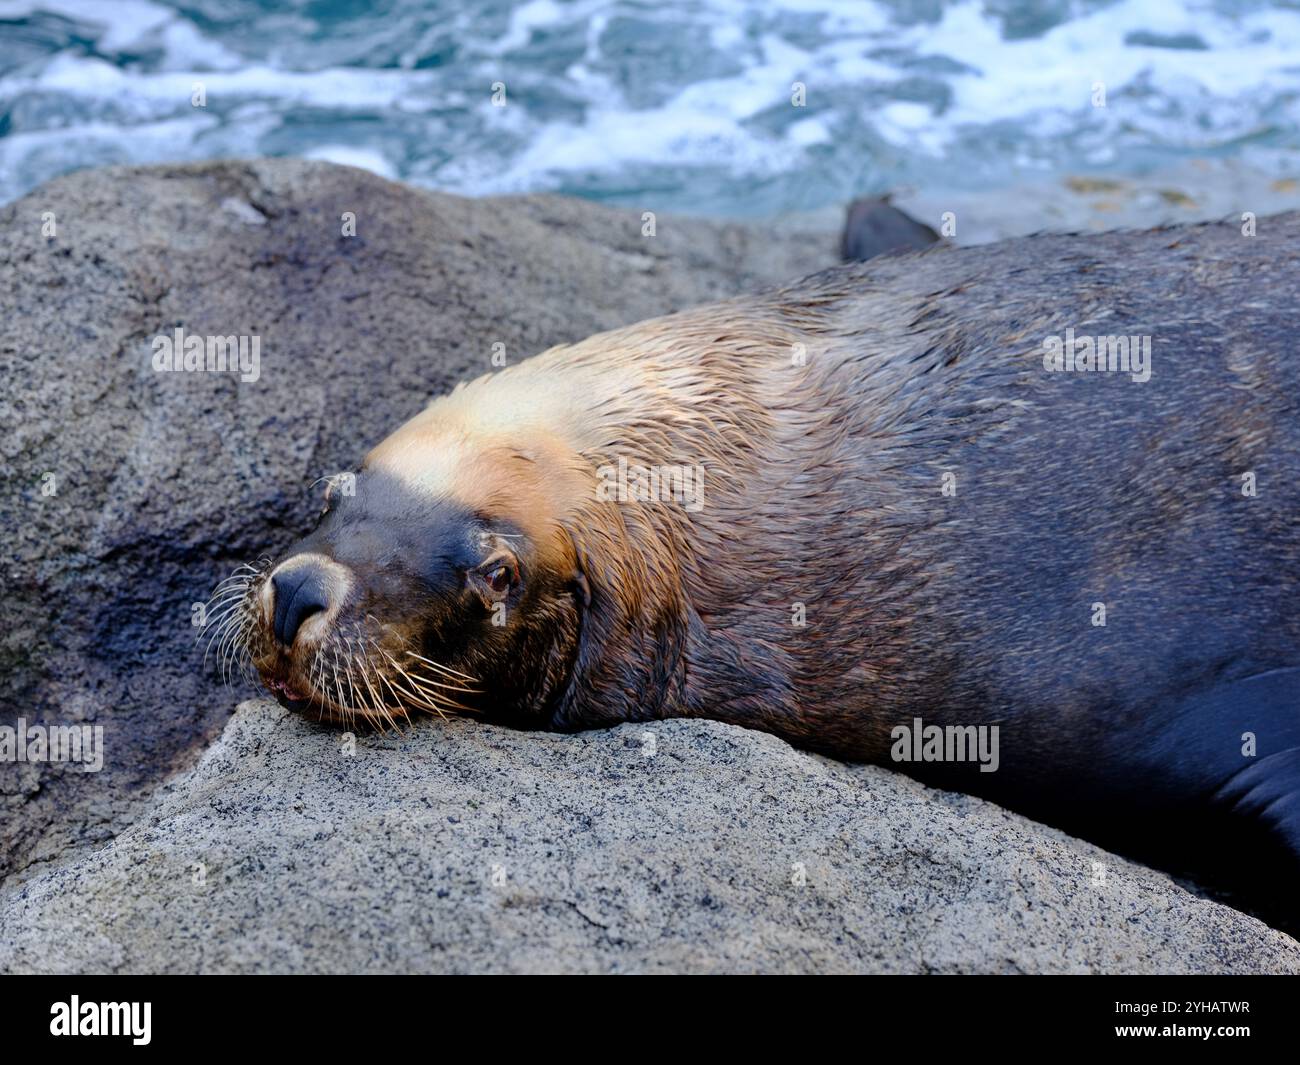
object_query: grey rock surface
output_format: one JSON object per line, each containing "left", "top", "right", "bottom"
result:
{"left": 2, "top": 700, "right": 1297, "bottom": 975}
{"left": 0, "top": 159, "right": 837, "bottom": 885}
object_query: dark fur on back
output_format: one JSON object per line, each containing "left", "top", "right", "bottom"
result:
{"left": 534, "top": 215, "right": 1299, "bottom": 909}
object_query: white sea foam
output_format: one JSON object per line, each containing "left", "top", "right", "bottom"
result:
{"left": 0, "top": 0, "right": 174, "bottom": 51}
{"left": 302, "top": 144, "right": 398, "bottom": 180}
{"left": 0, "top": 0, "right": 1297, "bottom": 211}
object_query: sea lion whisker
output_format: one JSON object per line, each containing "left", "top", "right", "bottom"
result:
{"left": 213, "top": 611, "right": 248, "bottom": 686}
{"left": 374, "top": 648, "right": 468, "bottom": 716}
{"left": 198, "top": 590, "right": 247, "bottom": 632}
{"left": 355, "top": 645, "right": 394, "bottom": 729}
{"left": 308, "top": 648, "right": 324, "bottom": 712}
{"left": 209, "top": 573, "right": 254, "bottom": 595}
{"left": 328, "top": 642, "right": 345, "bottom": 714}
{"left": 343, "top": 637, "right": 364, "bottom": 724}
{"left": 366, "top": 640, "right": 416, "bottom": 725}
{"left": 204, "top": 578, "right": 257, "bottom": 609}
{"left": 235, "top": 622, "right": 259, "bottom": 691}
{"left": 347, "top": 637, "right": 371, "bottom": 726}
{"left": 203, "top": 587, "right": 250, "bottom": 614}
{"left": 391, "top": 679, "right": 443, "bottom": 713}
{"left": 377, "top": 652, "right": 433, "bottom": 723}
{"left": 399, "top": 670, "right": 481, "bottom": 711}
{"left": 209, "top": 571, "right": 253, "bottom": 592}
{"left": 403, "top": 650, "right": 476, "bottom": 683}
{"left": 199, "top": 613, "right": 237, "bottom": 666}
{"left": 229, "top": 612, "right": 257, "bottom": 690}
{"left": 389, "top": 664, "right": 479, "bottom": 695}
{"left": 316, "top": 649, "right": 333, "bottom": 724}
{"left": 199, "top": 599, "right": 246, "bottom": 632}
{"left": 332, "top": 649, "right": 352, "bottom": 722}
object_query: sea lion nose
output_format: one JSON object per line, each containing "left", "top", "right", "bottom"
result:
{"left": 270, "top": 560, "right": 332, "bottom": 647}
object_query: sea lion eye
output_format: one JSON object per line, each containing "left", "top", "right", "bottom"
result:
{"left": 470, "top": 543, "right": 520, "bottom": 605}
{"left": 486, "top": 565, "right": 512, "bottom": 594}
{"left": 317, "top": 476, "right": 338, "bottom": 521}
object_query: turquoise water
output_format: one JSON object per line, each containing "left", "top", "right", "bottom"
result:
{"left": 1, "top": 0, "right": 1298, "bottom": 213}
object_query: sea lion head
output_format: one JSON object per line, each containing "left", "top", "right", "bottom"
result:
{"left": 211, "top": 411, "right": 594, "bottom": 728}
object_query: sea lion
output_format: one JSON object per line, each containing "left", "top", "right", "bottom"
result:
{"left": 210, "top": 214, "right": 1300, "bottom": 922}
{"left": 840, "top": 196, "right": 940, "bottom": 260}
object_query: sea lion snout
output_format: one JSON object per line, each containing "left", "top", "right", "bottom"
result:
{"left": 222, "top": 473, "right": 526, "bottom": 726}
{"left": 269, "top": 556, "right": 334, "bottom": 648}
{"left": 256, "top": 551, "right": 353, "bottom": 653}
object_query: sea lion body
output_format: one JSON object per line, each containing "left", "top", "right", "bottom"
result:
{"left": 225, "top": 215, "right": 1300, "bottom": 917}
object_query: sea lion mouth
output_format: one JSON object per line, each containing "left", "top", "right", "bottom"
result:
{"left": 264, "top": 675, "right": 313, "bottom": 712}
{"left": 251, "top": 632, "right": 479, "bottom": 726}
{"left": 198, "top": 557, "right": 484, "bottom": 729}
{"left": 250, "top": 643, "right": 480, "bottom": 728}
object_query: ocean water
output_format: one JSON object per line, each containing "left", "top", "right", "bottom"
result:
{"left": 0, "top": 0, "right": 1298, "bottom": 216}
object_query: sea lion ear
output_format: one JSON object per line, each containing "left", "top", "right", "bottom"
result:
{"left": 572, "top": 570, "right": 591, "bottom": 608}
{"left": 547, "top": 544, "right": 604, "bottom": 729}
{"left": 565, "top": 534, "right": 594, "bottom": 609}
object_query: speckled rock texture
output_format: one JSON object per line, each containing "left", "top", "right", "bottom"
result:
{"left": 2, "top": 701, "right": 1297, "bottom": 974}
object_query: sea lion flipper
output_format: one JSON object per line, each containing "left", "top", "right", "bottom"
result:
{"left": 1214, "top": 746, "right": 1300, "bottom": 876}
{"left": 1177, "top": 668, "right": 1300, "bottom": 919}
{"left": 1126, "top": 667, "right": 1300, "bottom": 922}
